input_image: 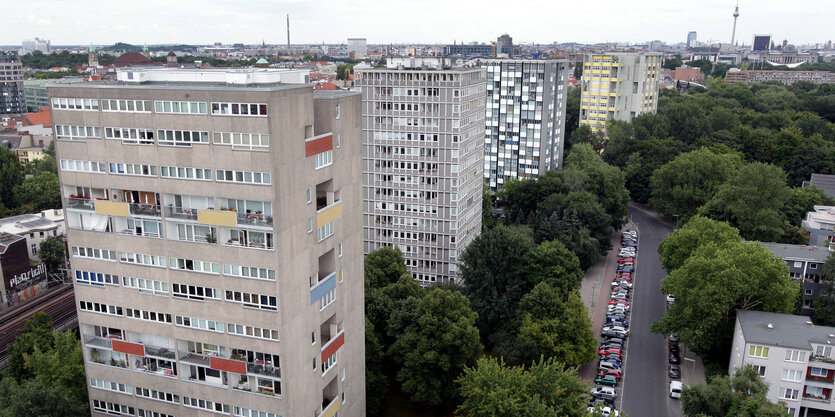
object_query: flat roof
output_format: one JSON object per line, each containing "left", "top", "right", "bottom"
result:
{"left": 48, "top": 80, "right": 313, "bottom": 93}
{"left": 737, "top": 310, "right": 835, "bottom": 350}
{"left": 483, "top": 58, "right": 570, "bottom": 63}
{"left": 313, "top": 90, "right": 360, "bottom": 99}
{"left": 761, "top": 242, "right": 831, "bottom": 262}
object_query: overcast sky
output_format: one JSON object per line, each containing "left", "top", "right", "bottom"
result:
{"left": 1, "top": 0, "right": 829, "bottom": 47}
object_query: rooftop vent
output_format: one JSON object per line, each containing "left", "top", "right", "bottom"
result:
{"left": 767, "top": 323, "right": 774, "bottom": 329}
{"left": 807, "top": 320, "right": 814, "bottom": 326}
{"left": 829, "top": 334, "right": 835, "bottom": 338}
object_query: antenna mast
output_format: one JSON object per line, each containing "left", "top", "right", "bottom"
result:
{"left": 286, "top": 14, "right": 291, "bottom": 48}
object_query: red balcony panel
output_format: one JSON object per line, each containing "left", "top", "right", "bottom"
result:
{"left": 824, "top": 388, "right": 832, "bottom": 397}
{"left": 210, "top": 357, "right": 246, "bottom": 374}
{"left": 321, "top": 332, "right": 344, "bottom": 362}
{"left": 112, "top": 340, "right": 145, "bottom": 356}
{"left": 305, "top": 134, "right": 333, "bottom": 157}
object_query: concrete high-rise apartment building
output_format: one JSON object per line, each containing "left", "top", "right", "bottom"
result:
{"left": 347, "top": 38, "right": 367, "bottom": 59}
{"left": 483, "top": 59, "right": 570, "bottom": 192}
{"left": 579, "top": 53, "right": 661, "bottom": 134}
{"left": 22, "top": 38, "right": 51, "bottom": 54}
{"left": 356, "top": 58, "right": 485, "bottom": 285}
{"left": 687, "top": 31, "right": 698, "bottom": 48}
{"left": 1, "top": 51, "right": 25, "bottom": 115}
{"left": 496, "top": 34, "right": 513, "bottom": 58}
{"left": 50, "top": 67, "right": 365, "bottom": 417}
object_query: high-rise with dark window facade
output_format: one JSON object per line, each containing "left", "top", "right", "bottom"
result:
{"left": 1, "top": 51, "right": 24, "bottom": 115}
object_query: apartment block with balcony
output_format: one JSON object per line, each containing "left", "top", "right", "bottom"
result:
{"left": 356, "top": 59, "right": 484, "bottom": 285}
{"left": 51, "top": 68, "right": 364, "bottom": 417}
{"left": 579, "top": 53, "right": 661, "bottom": 135}
{"left": 803, "top": 206, "right": 835, "bottom": 250}
{"left": 730, "top": 310, "right": 835, "bottom": 417}
{"left": 762, "top": 243, "right": 832, "bottom": 316}
{"left": 483, "top": 60, "right": 570, "bottom": 192}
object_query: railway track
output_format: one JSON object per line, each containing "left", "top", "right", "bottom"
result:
{"left": 0, "top": 284, "right": 77, "bottom": 364}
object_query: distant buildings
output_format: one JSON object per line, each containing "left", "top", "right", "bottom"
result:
{"left": 802, "top": 206, "right": 835, "bottom": 249}
{"left": 483, "top": 59, "right": 570, "bottom": 191}
{"left": 579, "top": 52, "right": 661, "bottom": 134}
{"left": 687, "top": 31, "right": 698, "bottom": 48}
{"left": 21, "top": 38, "right": 51, "bottom": 54}
{"left": 347, "top": 38, "right": 367, "bottom": 59}
{"left": 729, "top": 310, "right": 835, "bottom": 417}
{"left": 0, "top": 211, "right": 65, "bottom": 261}
{"left": 753, "top": 35, "right": 772, "bottom": 51}
{"left": 444, "top": 43, "right": 494, "bottom": 57}
{"left": 356, "top": 58, "right": 484, "bottom": 285}
{"left": 0, "top": 51, "right": 24, "bottom": 115}
{"left": 725, "top": 69, "right": 835, "bottom": 85}
{"left": 496, "top": 34, "right": 514, "bottom": 58}
{"left": 761, "top": 242, "right": 831, "bottom": 315}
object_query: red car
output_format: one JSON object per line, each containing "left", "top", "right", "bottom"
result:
{"left": 598, "top": 348, "right": 623, "bottom": 356}
{"left": 609, "top": 300, "right": 630, "bottom": 306}
{"left": 618, "top": 258, "right": 634, "bottom": 263}
{"left": 616, "top": 272, "right": 632, "bottom": 278}
{"left": 597, "top": 369, "right": 623, "bottom": 380}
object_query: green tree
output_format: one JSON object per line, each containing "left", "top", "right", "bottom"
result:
{"left": 517, "top": 283, "right": 597, "bottom": 368}
{"left": 0, "top": 146, "right": 23, "bottom": 209}
{"left": 461, "top": 226, "right": 535, "bottom": 338}
{"left": 649, "top": 148, "right": 742, "bottom": 221}
{"left": 482, "top": 183, "right": 496, "bottom": 229}
{"left": 23, "top": 154, "right": 57, "bottom": 176}
{"left": 388, "top": 289, "right": 483, "bottom": 405}
{"left": 783, "top": 186, "right": 832, "bottom": 226}
{"left": 336, "top": 63, "right": 355, "bottom": 80}
{"left": 812, "top": 256, "right": 835, "bottom": 326}
{"left": 365, "top": 247, "right": 410, "bottom": 289}
{"left": 365, "top": 319, "right": 388, "bottom": 417}
{"left": 525, "top": 240, "right": 584, "bottom": 298}
{"left": 682, "top": 366, "right": 787, "bottom": 417}
{"left": 659, "top": 100, "right": 712, "bottom": 144}
{"left": 700, "top": 162, "right": 791, "bottom": 242}
{"left": 658, "top": 216, "right": 741, "bottom": 272}
{"left": 38, "top": 237, "right": 66, "bottom": 273}
{"left": 24, "top": 330, "right": 87, "bottom": 405}
{"left": 652, "top": 241, "right": 798, "bottom": 355}
{"left": 7, "top": 312, "right": 54, "bottom": 381}
{"left": 564, "top": 86, "right": 581, "bottom": 143}
{"left": 456, "top": 356, "right": 589, "bottom": 417}
{"left": 564, "top": 143, "right": 630, "bottom": 229}
{"left": 567, "top": 125, "right": 605, "bottom": 154}
{"left": 13, "top": 171, "right": 61, "bottom": 213}
{"left": 0, "top": 377, "right": 88, "bottom": 417}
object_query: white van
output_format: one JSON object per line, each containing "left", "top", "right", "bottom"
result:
{"left": 669, "top": 381, "right": 683, "bottom": 398}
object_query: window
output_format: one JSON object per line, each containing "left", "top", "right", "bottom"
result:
{"left": 213, "top": 132, "right": 270, "bottom": 150}
{"left": 138, "top": 410, "right": 175, "bottom": 417}
{"left": 779, "top": 387, "right": 799, "bottom": 400}
{"left": 306, "top": 188, "right": 312, "bottom": 203}
{"left": 336, "top": 133, "right": 341, "bottom": 148}
{"left": 125, "top": 307, "right": 172, "bottom": 324}
{"left": 341, "top": 368, "right": 346, "bottom": 381}
{"left": 215, "top": 169, "right": 271, "bottom": 185}
{"left": 79, "top": 301, "right": 122, "bottom": 316}
{"left": 224, "top": 291, "right": 277, "bottom": 311}
{"left": 320, "top": 288, "right": 336, "bottom": 310}
{"left": 748, "top": 345, "right": 770, "bottom": 358}
{"left": 30, "top": 244, "right": 37, "bottom": 254}
{"left": 211, "top": 102, "right": 268, "bottom": 116}
{"left": 227, "top": 323, "right": 279, "bottom": 341}
{"left": 109, "top": 162, "right": 157, "bottom": 177}
{"left": 781, "top": 368, "right": 802, "bottom": 382}
{"left": 104, "top": 127, "right": 154, "bottom": 145}
{"left": 60, "top": 159, "right": 106, "bottom": 173}
{"left": 52, "top": 97, "right": 99, "bottom": 111}
{"left": 317, "top": 221, "right": 334, "bottom": 242}
{"left": 154, "top": 100, "right": 207, "bottom": 114}
{"left": 75, "top": 270, "right": 119, "bottom": 287}
{"left": 811, "top": 263, "right": 819, "bottom": 269}
{"left": 89, "top": 378, "right": 131, "bottom": 395}
{"left": 752, "top": 365, "right": 766, "bottom": 376}
{"left": 172, "top": 283, "right": 220, "bottom": 301}
{"left": 322, "top": 351, "right": 337, "bottom": 375}
{"left": 55, "top": 125, "right": 102, "bottom": 141}
{"left": 335, "top": 104, "right": 341, "bottom": 119}
{"left": 119, "top": 252, "right": 165, "bottom": 268}
{"left": 338, "top": 242, "right": 343, "bottom": 257}
{"left": 785, "top": 350, "right": 807, "bottom": 363}
{"left": 156, "top": 129, "right": 209, "bottom": 146}
{"left": 160, "top": 165, "right": 212, "bottom": 181}
{"left": 101, "top": 99, "right": 151, "bottom": 113}
{"left": 135, "top": 387, "right": 180, "bottom": 404}
{"left": 223, "top": 264, "right": 276, "bottom": 281}
{"left": 122, "top": 276, "right": 168, "bottom": 296}
{"left": 307, "top": 218, "right": 313, "bottom": 233}
{"left": 175, "top": 315, "right": 224, "bottom": 333}
{"left": 183, "top": 396, "right": 230, "bottom": 414}
{"left": 816, "top": 345, "right": 832, "bottom": 358}
{"left": 92, "top": 399, "right": 134, "bottom": 416}
{"left": 315, "top": 150, "right": 333, "bottom": 169}
{"left": 233, "top": 407, "right": 280, "bottom": 417}
{"left": 169, "top": 258, "right": 219, "bottom": 274}
{"left": 810, "top": 367, "right": 828, "bottom": 377}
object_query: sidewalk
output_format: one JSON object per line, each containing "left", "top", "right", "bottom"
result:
{"left": 577, "top": 221, "right": 636, "bottom": 382}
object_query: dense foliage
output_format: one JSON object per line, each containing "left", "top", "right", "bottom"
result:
{"left": 812, "top": 256, "right": 835, "bottom": 326}
{"left": 0, "top": 147, "right": 60, "bottom": 217}
{"left": 681, "top": 366, "right": 788, "bottom": 417}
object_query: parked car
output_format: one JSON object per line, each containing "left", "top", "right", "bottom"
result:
{"left": 669, "top": 333, "right": 679, "bottom": 342}
{"left": 669, "top": 351, "right": 680, "bottom": 364}
{"left": 597, "top": 368, "right": 623, "bottom": 380}
{"left": 602, "top": 330, "right": 628, "bottom": 339}
{"left": 601, "top": 337, "right": 624, "bottom": 345}
{"left": 666, "top": 294, "right": 675, "bottom": 304}
{"left": 606, "top": 320, "right": 629, "bottom": 329}
{"left": 670, "top": 381, "right": 683, "bottom": 399}
{"left": 595, "top": 375, "right": 619, "bottom": 386}
{"left": 598, "top": 348, "right": 622, "bottom": 356}
{"left": 669, "top": 339, "right": 679, "bottom": 350}
{"left": 669, "top": 365, "right": 681, "bottom": 379}
{"left": 591, "top": 387, "right": 617, "bottom": 401}
{"left": 602, "top": 325, "right": 628, "bottom": 335}
{"left": 599, "top": 342, "right": 623, "bottom": 351}
{"left": 600, "top": 354, "right": 623, "bottom": 364}
{"left": 617, "top": 257, "right": 634, "bottom": 263}
{"left": 669, "top": 343, "right": 680, "bottom": 354}
{"left": 598, "top": 361, "right": 621, "bottom": 371}
{"left": 612, "top": 281, "right": 633, "bottom": 288}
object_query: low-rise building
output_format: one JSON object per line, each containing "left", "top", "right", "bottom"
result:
{"left": 730, "top": 310, "right": 835, "bottom": 417}
{"left": 725, "top": 69, "right": 835, "bottom": 85}
{"left": 762, "top": 242, "right": 831, "bottom": 315}
{"left": 803, "top": 174, "right": 835, "bottom": 200}
{"left": 802, "top": 206, "right": 835, "bottom": 249}
{"left": 0, "top": 210, "right": 64, "bottom": 261}
{"left": 0, "top": 232, "right": 49, "bottom": 306}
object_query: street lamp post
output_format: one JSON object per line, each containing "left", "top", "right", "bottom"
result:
{"left": 673, "top": 214, "right": 679, "bottom": 230}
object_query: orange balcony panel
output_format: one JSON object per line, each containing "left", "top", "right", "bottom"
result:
{"left": 112, "top": 340, "right": 145, "bottom": 356}
{"left": 210, "top": 357, "right": 247, "bottom": 374}
{"left": 305, "top": 133, "right": 333, "bottom": 157}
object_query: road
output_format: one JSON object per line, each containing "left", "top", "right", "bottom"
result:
{"left": 620, "top": 204, "right": 681, "bottom": 417}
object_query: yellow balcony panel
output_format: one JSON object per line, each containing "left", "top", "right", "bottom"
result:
{"left": 197, "top": 210, "right": 236, "bottom": 227}
{"left": 95, "top": 201, "right": 129, "bottom": 217}
{"left": 317, "top": 202, "right": 343, "bottom": 228}
{"left": 322, "top": 399, "right": 340, "bottom": 417}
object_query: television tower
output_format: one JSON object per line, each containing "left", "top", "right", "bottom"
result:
{"left": 730, "top": 1, "right": 740, "bottom": 46}
{"left": 286, "top": 14, "right": 290, "bottom": 48}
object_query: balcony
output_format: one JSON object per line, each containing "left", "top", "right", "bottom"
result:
{"left": 811, "top": 354, "right": 835, "bottom": 365}
{"left": 66, "top": 197, "right": 95, "bottom": 210}
{"left": 129, "top": 202, "right": 161, "bottom": 217}
{"left": 807, "top": 374, "right": 835, "bottom": 384}
{"left": 179, "top": 352, "right": 212, "bottom": 367}
{"left": 246, "top": 361, "right": 281, "bottom": 379}
{"left": 803, "top": 393, "right": 831, "bottom": 403}
{"left": 84, "top": 336, "right": 113, "bottom": 349}
{"left": 165, "top": 206, "right": 199, "bottom": 221}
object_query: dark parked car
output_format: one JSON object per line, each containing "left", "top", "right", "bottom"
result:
{"left": 602, "top": 330, "right": 628, "bottom": 339}
{"left": 669, "top": 365, "right": 681, "bottom": 379}
{"left": 669, "top": 351, "right": 680, "bottom": 364}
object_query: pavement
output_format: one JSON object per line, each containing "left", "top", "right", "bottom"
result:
{"left": 578, "top": 202, "right": 707, "bottom": 417}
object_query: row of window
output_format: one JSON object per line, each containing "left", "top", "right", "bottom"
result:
{"left": 52, "top": 98, "right": 267, "bottom": 117}
{"left": 748, "top": 344, "right": 809, "bottom": 362}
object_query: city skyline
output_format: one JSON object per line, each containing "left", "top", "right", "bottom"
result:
{"left": 2, "top": 0, "right": 830, "bottom": 47}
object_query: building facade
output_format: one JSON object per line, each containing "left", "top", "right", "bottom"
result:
{"left": 579, "top": 53, "right": 661, "bottom": 134}
{"left": 496, "top": 34, "right": 513, "bottom": 58}
{"left": 802, "top": 206, "right": 835, "bottom": 249}
{"left": 0, "top": 210, "right": 64, "bottom": 261}
{"left": 725, "top": 69, "right": 835, "bottom": 85}
{"left": 687, "top": 31, "right": 697, "bottom": 48}
{"left": 347, "top": 38, "right": 367, "bottom": 59}
{"left": 762, "top": 243, "right": 831, "bottom": 316}
{"left": 50, "top": 68, "right": 365, "bottom": 417}
{"left": 483, "top": 59, "right": 570, "bottom": 191}
{"left": 730, "top": 310, "right": 835, "bottom": 417}
{"left": 356, "top": 60, "right": 484, "bottom": 285}
{"left": 1, "top": 51, "right": 25, "bottom": 115}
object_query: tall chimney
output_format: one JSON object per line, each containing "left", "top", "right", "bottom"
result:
{"left": 287, "top": 15, "right": 290, "bottom": 48}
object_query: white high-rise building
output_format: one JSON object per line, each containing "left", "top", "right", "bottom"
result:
{"left": 347, "top": 38, "right": 367, "bottom": 59}
{"left": 687, "top": 31, "right": 698, "bottom": 48}
{"left": 483, "top": 59, "right": 570, "bottom": 192}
